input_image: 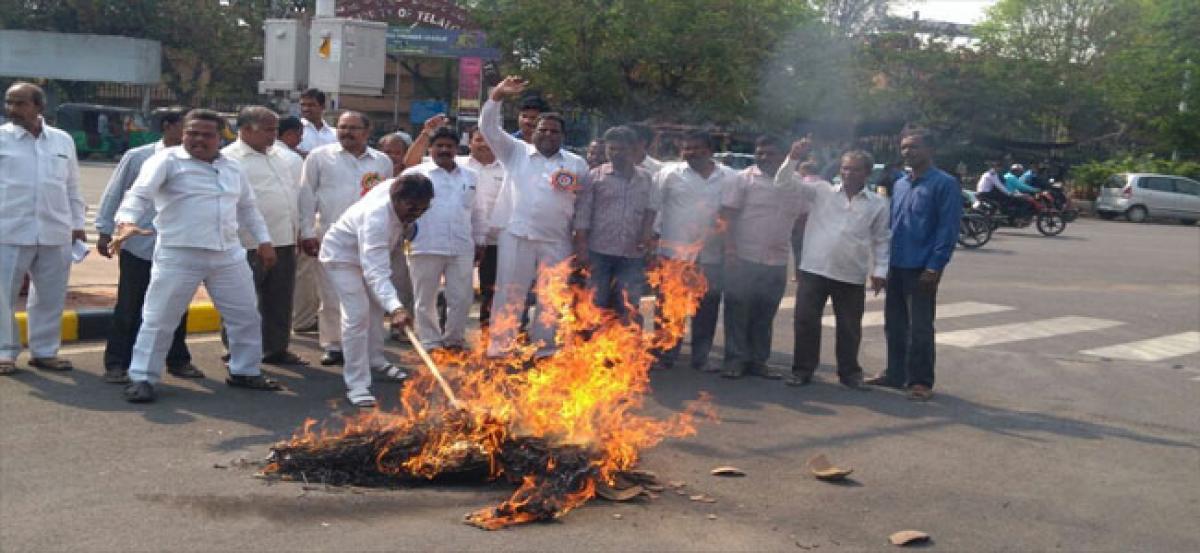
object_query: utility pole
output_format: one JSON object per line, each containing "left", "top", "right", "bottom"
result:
{"left": 1174, "top": 58, "right": 1190, "bottom": 161}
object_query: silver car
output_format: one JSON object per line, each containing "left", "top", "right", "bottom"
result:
{"left": 1094, "top": 173, "right": 1200, "bottom": 224}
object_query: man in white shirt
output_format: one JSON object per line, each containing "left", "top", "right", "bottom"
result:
{"left": 297, "top": 112, "right": 394, "bottom": 366}
{"left": 113, "top": 109, "right": 281, "bottom": 402}
{"left": 402, "top": 127, "right": 477, "bottom": 351}
{"left": 650, "top": 130, "right": 736, "bottom": 371}
{"left": 320, "top": 174, "right": 432, "bottom": 407}
{"left": 222, "top": 107, "right": 306, "bottom": 365}
{"left": 292, "top": 88, "right": 338, "bottom": 335}
{"left": 0, "top": 82, "right": 86, "bottom": 375}
{"left": 631, "top": 123, "right": 664, "bottom": 175}
{"left": 95, "top": 109, "right": 199, "bottom": 384}
{"left": 777, "top": 147, "right": 890, "bottom": 388}
{"left": 718, "top": 134, "right": 805, "bottom": 380}
{"left": 481, "top": 76, "right": 589, "bottom": 359}
{"left": 976, "top": 160, "right": 1011, "bottom": 207}
{"left": 463, "top": 127, "right": 506, "bottom": 329}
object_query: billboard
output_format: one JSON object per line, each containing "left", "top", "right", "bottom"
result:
{"left": 0, "top": 30, "right": 161, "bottom": 85}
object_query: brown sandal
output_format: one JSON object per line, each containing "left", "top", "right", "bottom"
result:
{"left": 29, "top": 357, "right": 73, "bottom": 371}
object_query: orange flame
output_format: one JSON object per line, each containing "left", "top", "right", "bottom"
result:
{"left": 267, "top": 256, "right": 717, "bottom": 529}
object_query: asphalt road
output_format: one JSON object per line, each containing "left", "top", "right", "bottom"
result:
{"left": 1, "top": 163, "right": 1197, "bottom": 551}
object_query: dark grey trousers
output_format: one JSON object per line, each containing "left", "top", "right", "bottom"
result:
{"left": 223, "top": 246, "right": 296, "bottom": 358}
{"left": 883, "top": 267, "right": 939, "bottom": 388}
{"left": 723, "top": 258, "right": 787, "bottom": 373}
{"left": 792, "top": 271, "right": 865, "bottom": 380}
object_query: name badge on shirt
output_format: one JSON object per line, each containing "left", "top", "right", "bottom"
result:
{"left": 550, "top": 169, "right": 580, "bottom": 192}
{"left": 360, "top": 172, "right": 385, "bottom": 196}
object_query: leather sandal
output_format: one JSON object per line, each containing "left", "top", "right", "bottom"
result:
{"left": 225, "top": 374, "right": 283, "bottom": 391}
{"left": 372, "top": 363, "right": 409, "bottom": 382}
{"left": 29, "top": 357, "right": 73, "bottom": 371}
{"left": 907, "top": 384, "right": 933, "bottom": 401}
{"left": 262, "top": 351, "right": 308, "bottom": 366}
{"left": 166, "top": 363, "right": 205, "bottom": 379}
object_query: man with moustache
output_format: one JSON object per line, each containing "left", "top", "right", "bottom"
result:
{"left": 718, "top": 134, "right": 806, "bottom": 380}
{"left": 0, "top": 82, "right": 87, "bottom": 375}
{"left": 401, "top": 127, "right": 477, "bottom": 351}
{"left": 298, "top": 112, "right": 393, "bottom": 366}
{"left": 868, "top": 129, "right": 962, "bottom": 401}
{"left": 222, "top": 107, "right": 306, "bottom": 366}
{"left": 650, "top": 129, "right": 737, "bottom": 371}
{"left": 292, "top": 89, "right": 338, "bottom": 335}
{"left": 114, "top": 109, "right": 280, "bottom": 403}
{"left": 95, "top": 108, "right": 200, "bottom": 384}
{"left": 779, "top": 148, "right": 890, "bottom": 389}
{"left": 481, "top": 76, "right": 589, "bottom": 359}
{"left": 320, "top": 174, "right": 433, "bottom": 407}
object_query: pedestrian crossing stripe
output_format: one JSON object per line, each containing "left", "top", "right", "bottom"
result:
{"left": 1079, "top": 332, "right": 1200, "bottom": 363}
{"left": 937, "top": 316, "right": 1123, "bottom": 348}
{"left": 778, "top": 295, "right": 883, "bottom": 311}
{"left": 822, "top": 301, "right": 1012, "bottom": 328}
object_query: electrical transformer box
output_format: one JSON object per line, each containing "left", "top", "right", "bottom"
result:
{"left": 259, "top": 19, "right": 308, "bottom": 93}
{"left": 308, "top": 18, "right": 387, "bottom": 96}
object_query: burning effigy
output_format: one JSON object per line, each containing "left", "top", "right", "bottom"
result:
{"left": 262, "top": 257, "right": 717, "bottom": 529}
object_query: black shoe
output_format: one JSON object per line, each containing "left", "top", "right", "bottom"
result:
{"left": 166, "top": 363, "right": 205, "bottom": 379}
{"left": 839, "top": 376, "right": 868, "bottom": 390}
{"left": 262, "top": 351, "right": 308, "bottom": 366}
{"left": 748, "top": 365, "right": 783, "bottom": 380}
{"left": 124, "top": 381, "right": 156, "bottom": 403}
{"left": 103, "top": 368, "right": 131, "bottom": 384}
{"left": 785, "top": 374, "right": 813, "bottom": 387}
{"left": 225, "top": 374, "right": 283, "bottom": 391}
{"left": 320, "top": 351, "right": 344, "bottom": 366}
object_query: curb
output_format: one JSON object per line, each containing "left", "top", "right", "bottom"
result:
{"left": 15, "top": 302, "right": 222, "bottom": 345}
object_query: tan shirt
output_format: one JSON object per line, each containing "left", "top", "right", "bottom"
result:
{"left": 721, "top": 165, "right": 805, "bottom": 266}
{"left": 222, "top": 140, "right": 303, "bottom": 247}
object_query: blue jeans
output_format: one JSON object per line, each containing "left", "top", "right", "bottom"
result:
{"left": 587, "top": 251, "right": 647, "bottom": 323}
{"left": 883, "top": 267, "right": 939, "bottom": 388}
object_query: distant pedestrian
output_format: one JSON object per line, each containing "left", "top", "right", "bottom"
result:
{"left": 585, "top": 138, "right": 608, "bottom": 169}
{"left": 95, "top": 108, "right": 198, "bottom": 384}
{"left": 868, "top": 129, "right": 962, "bottom": 401}
{"left": 277, "top": 116, "right": 304, "bottom": 153}
{"left": 0, "top": 82, "right": 87, "bottom": 375}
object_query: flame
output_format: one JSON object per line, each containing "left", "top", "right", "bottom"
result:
{"left": 265, "top": 256, "right": 717, "bottom": 529}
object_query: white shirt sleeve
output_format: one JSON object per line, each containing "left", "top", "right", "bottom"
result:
{"left": 115, "top": 152, "right": 169, "bottom": 225}
{"left": 480, "top": 99, "right": 521, "bottom": 166}
{"left": 870, "top": 202, "right": 892, "bottom": 278}
{"left": 358, "top": 207, "right": 404, "bottom": 313}
{"left": 66, "top": 146, "right": 85, "bottom": 229}
{"left": 297, "top": 153, "right": 320, "bottom": 239}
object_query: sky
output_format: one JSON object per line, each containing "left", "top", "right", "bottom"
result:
{"left": 890, "top": 0, "right": 999, "bottom": 25}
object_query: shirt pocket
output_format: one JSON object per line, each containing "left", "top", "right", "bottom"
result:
{"left": 49, "top": 154, "right": 71, "bottom": 181}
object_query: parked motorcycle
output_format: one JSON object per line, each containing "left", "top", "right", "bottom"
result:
{"left": 976, "top": 190, "right": 1067, "bottom": 237}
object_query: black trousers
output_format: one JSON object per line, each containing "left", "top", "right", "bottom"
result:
{"left": 104, "top": 253, "right": 190, "bottom": 371}
{"left": 792, "top": 271, "right": 865, "bottom": 380}
{"left": 477, "top": 245, "right": 499, "bottom": 326}
{"left": 250, "top": 246, "right": 297, "bottom": 357}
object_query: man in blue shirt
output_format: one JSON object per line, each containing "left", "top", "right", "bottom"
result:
{"left": 866, "top": 129, "right": 962, "bottom": 401}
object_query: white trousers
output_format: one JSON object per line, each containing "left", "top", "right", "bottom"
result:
{"left": 0, "top": 244, "right": 71, "bottom": 360}
{"left": 316, "top": 261, "right": 343, "bottom": 351}
{"left": 292, "top": 253, "right": 320, "bottom": 330}
{"left": 408, "top": 252, "right": 474, "bottom": 350}
{"left": 323, "top": 262, "right": 388, "bottom": 398}
{"left": 486, "top": 231, "right": 571, "bottom": 358}
{"left": 129, "top": 246, "right": 262, "bottom": 384}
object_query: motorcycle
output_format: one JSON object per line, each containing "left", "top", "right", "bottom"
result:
{"left": 958, "top": 190, "right": 993, "bottom": 249}
{"left": 975, "top": 190, "right": 1067, "bottom": 237}
{"left": 1044, "top": 180, "right": 1079, "bottom": 222}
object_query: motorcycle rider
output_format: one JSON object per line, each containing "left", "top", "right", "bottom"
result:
{"left": 976, "top": 161, "right": 1011, "bottom": 206}
{"left": 1002, "top": 163, "right": 1039, "bottom": 218}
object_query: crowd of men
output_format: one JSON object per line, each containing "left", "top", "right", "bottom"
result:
{"left": 0, "top": 78, "right": 962, "bottom": 408}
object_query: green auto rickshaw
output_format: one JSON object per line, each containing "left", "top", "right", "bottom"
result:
{"left": 54, "top": 103, "right": 157, "bottom": 159}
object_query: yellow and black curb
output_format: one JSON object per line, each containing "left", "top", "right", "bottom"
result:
{"left": 15, "top": 302, "right": 222, "bottom": 345}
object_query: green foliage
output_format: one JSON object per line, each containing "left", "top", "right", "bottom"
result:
{"left": 1072, "top": 155, "right": 1200, "bottom": 197}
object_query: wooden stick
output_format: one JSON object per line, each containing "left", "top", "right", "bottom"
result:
{"left": 404, "top": 326, "right": 464, "bottom": 409}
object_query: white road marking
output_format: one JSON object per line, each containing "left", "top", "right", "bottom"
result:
{"left": 59, "top": 335, "right": 222, "bottom": 355}
{"left": 937, "top": 316, "right": 1123, "bottom": 348}
{"left": 778, "top": 294, "right": 883, "bottom": 311}
{"left": 823, "top": 301, "right": 1013, "bottom": 328}
{"left": 1080, "top": 331, "right": 1200, "bottom": 362}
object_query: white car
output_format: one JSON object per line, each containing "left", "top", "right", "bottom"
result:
{"left": 1094, "top": 173, "right": 1200, "bottom": 224}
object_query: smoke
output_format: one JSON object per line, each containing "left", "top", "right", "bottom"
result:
{"left": 756, "top": 21, "right": 861, "bottom": 140}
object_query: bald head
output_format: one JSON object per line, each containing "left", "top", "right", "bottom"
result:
{"left": 4, "top": 82, "right": 46, "bottom": 133}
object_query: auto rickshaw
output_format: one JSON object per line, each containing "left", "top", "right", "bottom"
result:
{"left": 54, "top": 103, "right": 156, "bottom": 159}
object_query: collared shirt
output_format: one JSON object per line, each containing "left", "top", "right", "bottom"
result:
{"left": 297, "top": 143, "right": 393, "bottom": 239}
{"left": 976, "top": 170, "right": 1007, "bottom": 195}
{"left": 298, "top": 118, "right": 336, "bottom": 156}
{"left": 115, "top": 146, "right": 271, "bottom": 251}
{"left": 222, "top": 140, "right": 303, "bottom": 247}
{"left": 651, "top": 160, "right": 736, "bottom": 263}
{"left": 319, "top": 184, "right": 413, "bottom": 314}
{"left": 461, "top": 154, "right": 505, "bottom": 246}
{"left": 401, "top": 161, "right": 477, "bottom": 256}
{"left": 775, "top": 159, "right": 890, "bottom": 282}
{"left": 481, "top": 98, "right": 589, "bottom": 244}
{"left": 575, "top": 163, "right": 654, "bottom": 258}
{"left": 0, "top": 119, "right": 86, "bottom": 246}
{"left": 639, "top": 155, "right": 664, "bottom": 176}
{"left": 890, "top": 166, "right": 963, "bottom": 271}
{"left": 95, "top": 141, "right": 164, "bottom": 259}
{"left": 722, "top": 165, "right": 806, "bottom": 267}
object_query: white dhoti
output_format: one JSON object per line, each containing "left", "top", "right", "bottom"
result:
{"left": 292, "top": 252, "right": 320, "bottom": 330}
{"left": 408, "top": 252, "right": 473, "bottom": 350}
{"left": 128, "top": 246, "right": 263, "bottom": 384}
{"left": 485, "top": 231, "right": 571, "bottom": 358}
{"left": 0, "top": 244, "right": 71, "bottom": 360}
{"left": 323, "top": 261, "right": 388, "bottom": 401}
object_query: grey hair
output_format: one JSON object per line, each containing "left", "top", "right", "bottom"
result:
{"left": 236, "top": 106, "right": 278, "bottom": 131}
{"left": 840, "top": 149, "right": 874, "bottom": 171}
